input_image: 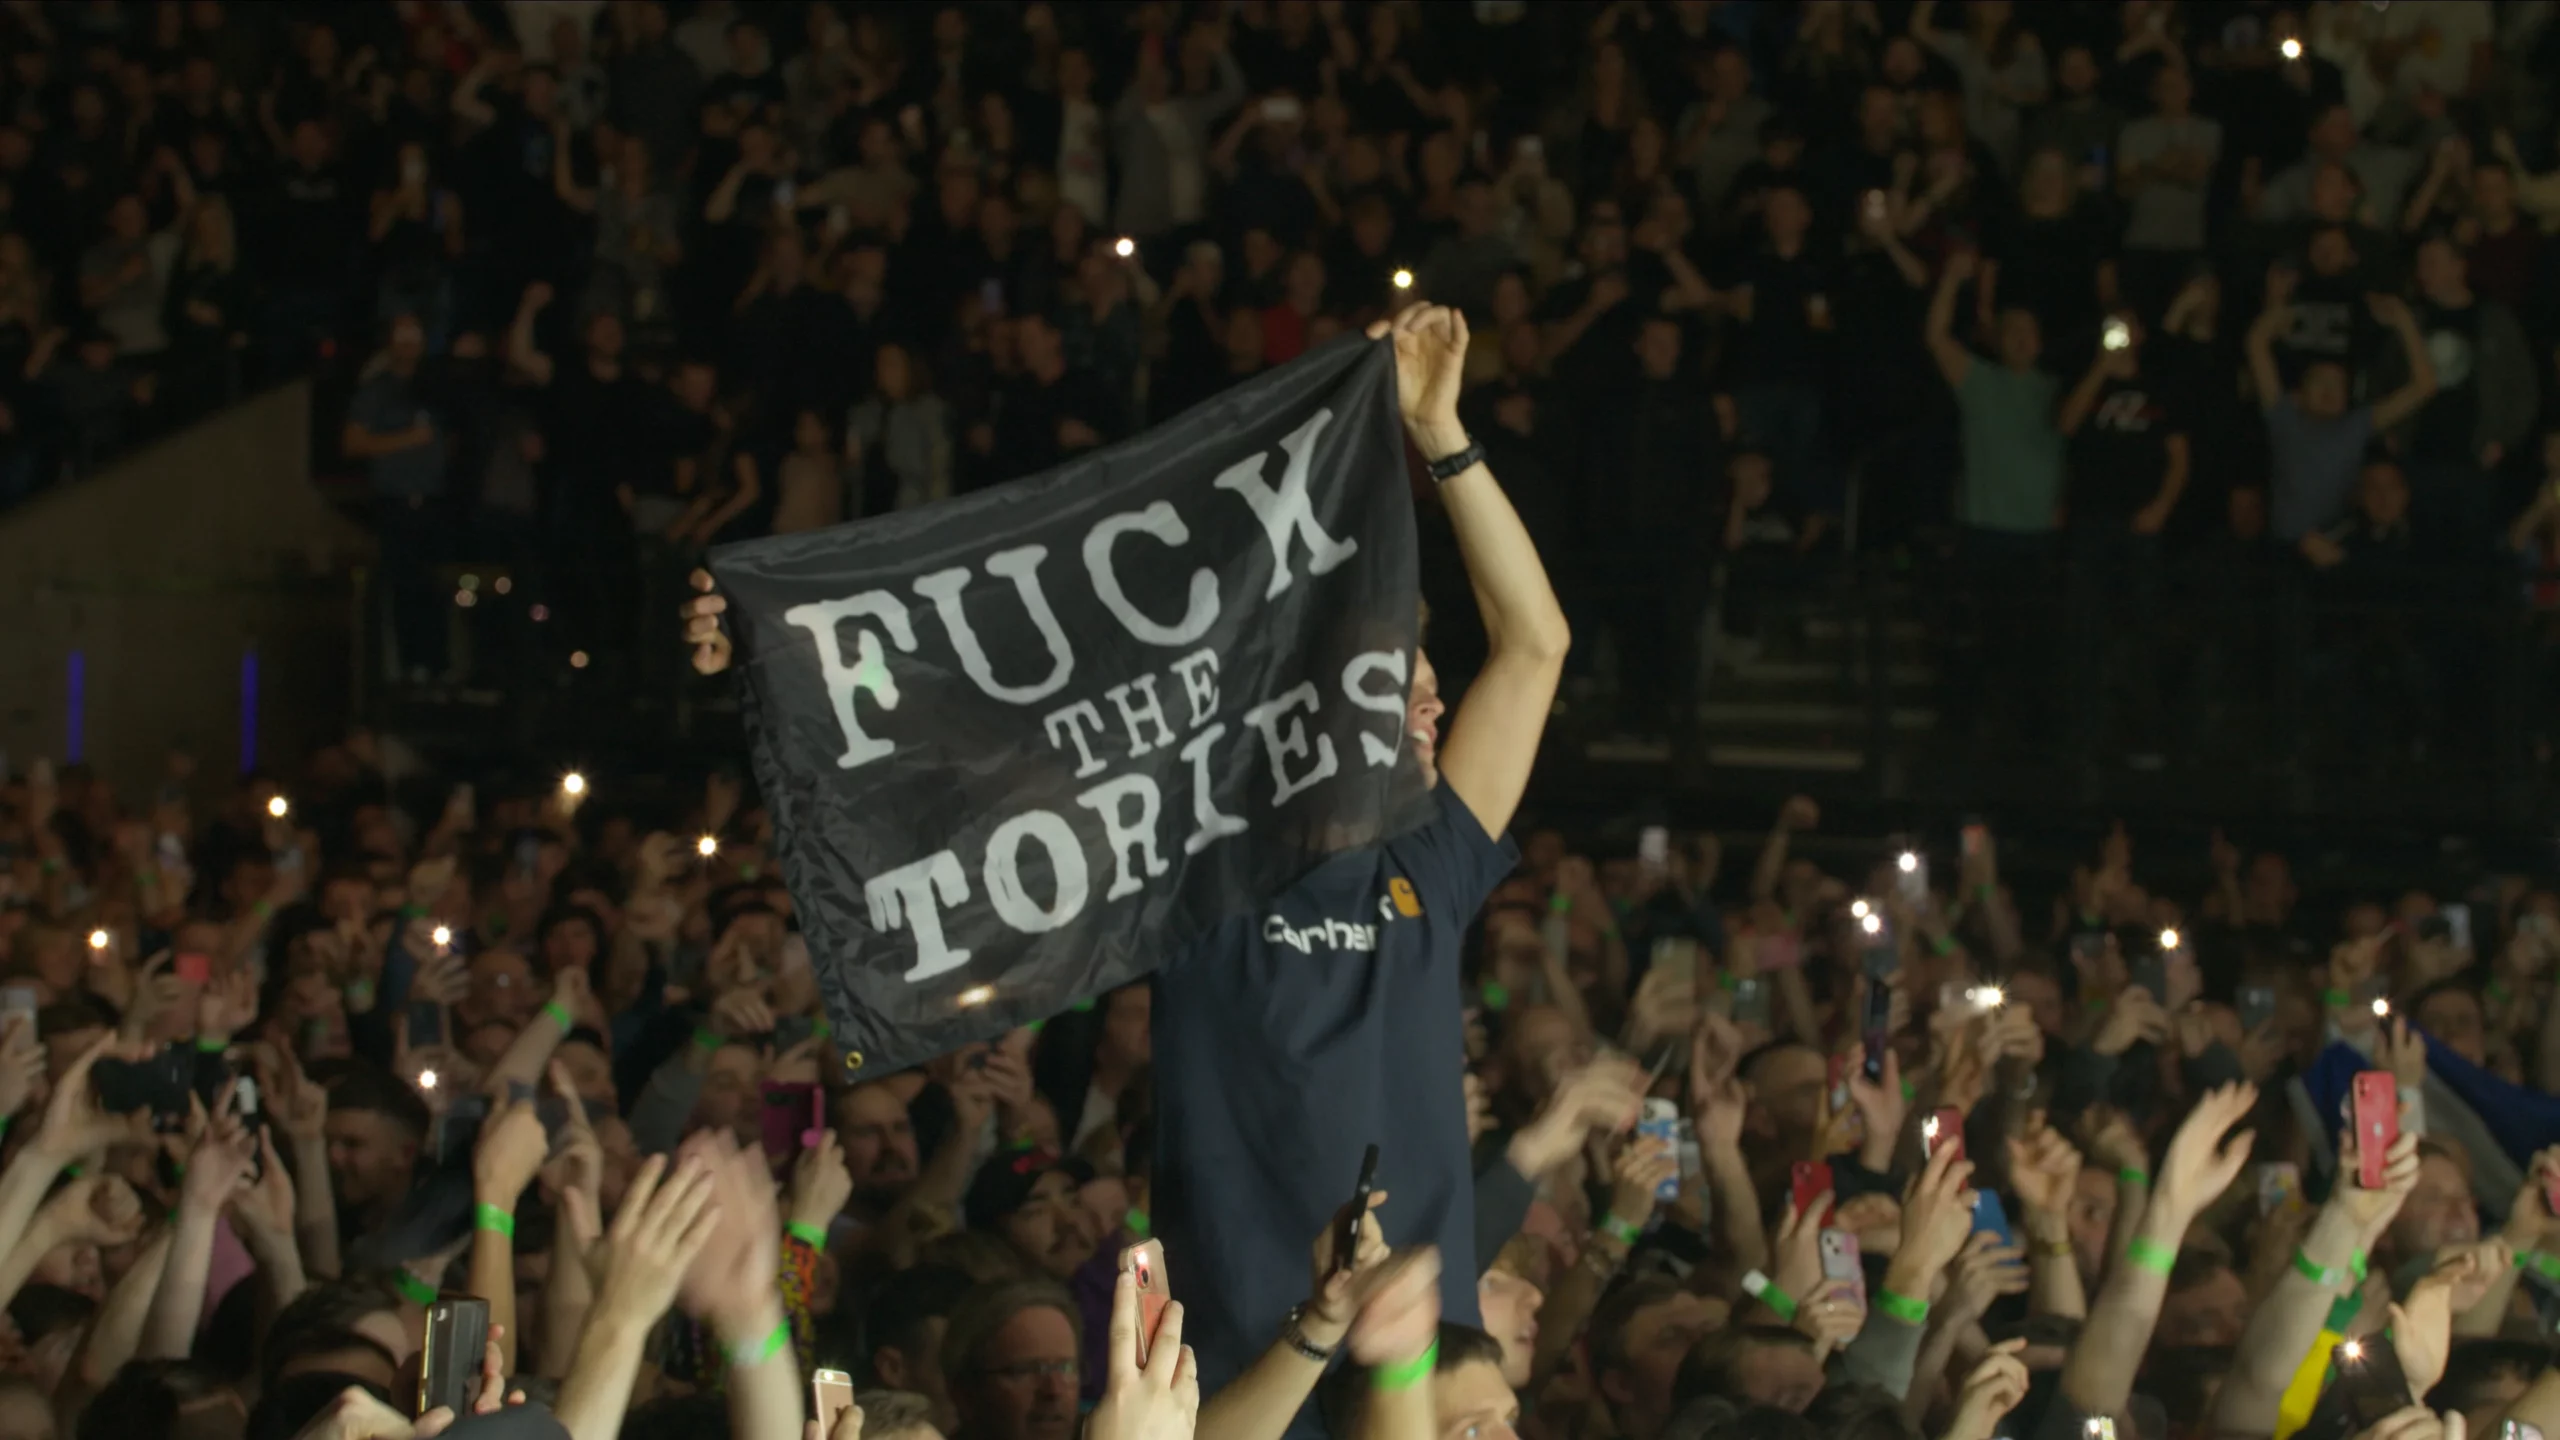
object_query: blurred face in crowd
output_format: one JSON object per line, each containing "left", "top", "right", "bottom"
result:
{"left": 2157, "top": 1259, "right": 2246, "bottom": 1346}
{"left": 1763, "top": 187, "right": 1809, "bottom": 248}
{"left": 696, "top": 1043, "right": 766, "bottom": 1145}
{"left": 324, "top": 1108, "right": 418, "bottom": 1209}
{"left": 2416, "top": 237, "right": 2467, "bottom": 301}
{"left": 957, "top": 1307, "right": 1079, "bottom": 1440}
{"left": 1580, "top": 205, "right": 1627, "bottom": 272}
{"left": 1636, "top": 318, "right": 1681, "bottom": 381}
{"left": 837, "top": 1083, "right": 920, "bottom": 1202}
{"left": 1600, "top": 1292, "right": 1714, "bottom": 1436}
{"left": 1995, "top": 308, "right": 2040, "bottom": 370}
{"left": 2310, "top": 164, "right": 2359, "bottom": 226}
{"left": 467, "top": 949, "right": 535, "bottom": 1025}
{"left": 2154, "top": 63, "right": 2192, "bottom": 117}
{"left": 1733, "top": 1334, "right": 1827, "bottom": 1412}
{"left": 1479, "top": 1269, "right": 1543, "bottom": 1388}
{"left": 1434, "top": 1358, "right": 1521, "bottom": 1440}
{"left": 2069, "top": 1167, "right": 2115, "bottom": 1281}
{"left": 2297, "top": 361, "right": 2349, "bottom": 419}
{"left": 2416, "top": 988, "right": 2486, "bottom": 1064}
{"left": 2310, "top": 105, "right": 2356, "bottom": 159}
{"left": 1003, "top": 1170, "right": 1099, "bottom": 1280}
{"left": 2358, "top": 462, "right": 2410, "bottom": 528}
{"left": 2390, "top": 1152, "right": 2479, "bottom": 1256}
{"left": 1098, "top": 985, "right": 1150, "bottom": 1072}
{"left": 544, "top": 915, "right": 598, "bottom": 973}
{"left": 1744, "top": 1044, "right": 1824, "bottom": 1141}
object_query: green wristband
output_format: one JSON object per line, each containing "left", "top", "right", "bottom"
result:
{"left": 1548, "top": 894, "right": 1571, "bottom": 916}
{"left": 727, "top": 1320, "right": 792, "bottom": 1368}
{"left": 2293, "top": 1248, "right": 2356, "bottom": 1289}
{"left": 1481, "top": 982, "right": 1510, "bottom": 1012}
{"left": 1598, "top": 1214, "right": 1642, "bottom": 1246}
{"left": 692, "top": 1026, "right": 724, "bottom": 1051}
{"left": 1743, "top": 1271, "right": 1798, "bottom": 1320}
{"left": 2322, "top": 988, "right": 2352, "bottom": 1008}
{"left": 1929, "top": 934, "right": 1955, "bottom": 957}
{"left": 393, "top": 1271, "right": 438, "bottom": 1307}
{"left": 2324, "top": 1291, "right": 2365, "bottom": 1331}
{"left": 785, "top": 1221, "right": 827, "bottom": 1249}
{"left": 1125, "top": 1206, "right": 1151, "bottom": 1239}
{"left": 1716, "top": 972, "right": 1739, "bottom": 992}
{"left": 1875, "top": 1288, "right": 1928, "bottom": 1324}
{"left": 475, "top": 1203, "right": 515, "bottom": 1238}
{"left": 2525, "top": 1251, "right": 2560, "bottom": 1282}
{"left": 398, "top": 904, "right": 428, "bottom": 921}
{"left": 2118, "top": 1167, "right": 2149, "bottom": 1188}
{"left": 542, "top": 1000, "right": 574, "bottom": 1034}
{"left": 2127, "top": 1237, "right": 2177, "bottom": 1276}
{"left": 195, "top": 1036, "right": 228, "bottom": 1054}
{"left": 1371, "top": 1340, "right": 1438, "bottom": 1392}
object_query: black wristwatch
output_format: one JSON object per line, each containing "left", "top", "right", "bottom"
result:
{"left": 1279, "top": 1304, "right": 1338, "bottom": 1362}
{"left": 1425, "top": 436, "right": 1485, "bottom": 483}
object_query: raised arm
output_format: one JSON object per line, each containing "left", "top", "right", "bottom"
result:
{"left": 1197, "top": 1197, "right": 1386, "bottom": 1440}
{"left": 2058, "top": 347, "right": 2128, "bottom": 438}
{"left": 2367, "top": 293, "right": 2438, "bottom": 429}
{"left": 2246, "top": 274, "right": 2294, "bottom": 409}
{"left": 2210, "top": 1132, "right": 2419, "bottom": 1435}
{"left": 2061, "top": 1085, "right": 2257, "bottom": 1417}
{"left": 1927, "top": 251, "right": 1976, "bottom": 390}
{"left": 1373, "top": 305, "right": 1569, "bottom": 838}
{"left": 554, "top": 1153, "right": 721, "bottom": 1440}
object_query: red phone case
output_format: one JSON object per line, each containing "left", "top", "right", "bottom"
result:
{"left": 2352, "top": 1071, "right": 2397, "bottom": 1190}
{"left": 1127, "top": 1242, "right": 1169, "bottom": 1365}
{"left": 1928, "top": 1107, "right": 1965, "bottom": 1165}
{"left": 175, "top": 953, "right": 212, "bottom": 985}
{"left": 1791, "top": 1160, "right": 1834, "bottom": 1225}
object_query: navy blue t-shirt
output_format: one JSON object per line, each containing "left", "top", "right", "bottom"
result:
{"left": 1154, "top": 784, "right": 1518, "bottom": 1435}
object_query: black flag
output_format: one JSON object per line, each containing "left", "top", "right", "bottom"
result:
{"left": 707, "top": 336, "right": 1424, "bottom": 1072}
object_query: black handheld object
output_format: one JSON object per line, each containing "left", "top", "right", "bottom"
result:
{"left": 419, "top": 1296, "right": 491, "bottom": 1416}
{"left": 94, "top": 1048, "right": 195, "bottom": 1127}
{"left": 1337, "top": 1144, "right": 1379, "bottom": 1274}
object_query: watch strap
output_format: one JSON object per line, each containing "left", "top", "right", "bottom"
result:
{"left": 1425, "top": 437, "right": 1485, "bottom": 483}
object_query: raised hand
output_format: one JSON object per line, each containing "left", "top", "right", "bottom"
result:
{"left": 2154, "top": 1083, "right": 2258, "bottom": 1228}
{"left": 0, "top": 1013, "right": 41, "bottom": 1121}
{"left": 1364, "top": 304, "right": 1465, "bottom": 442}
{"left": 593, "top": 1153, "right": 723, "bottom": 1323}
{"left": 473, "top": 1101, "right": 550, "bottom": 1212}
{"left": 39, "top": 1032, "right": 163, "bottom": 1160}
{"left": 684, "top": 570, "right": 733, "bottom": 676}
{"left": 1942, "top": 1231, "right": 2030, "bottom": 1327}
{"left": 1305, "top": 1190, "right": 1391, "bottom": 1348}
{"left": 1346, "top": 1247, "right": 1442, "bottom": 1369}
{"left": 789, "top": 1130, "right": 854, "bottom": 1238}
{"left": 1891, "top": 1136, "right": 1977, "bottom": 1294}
{"left": 676, "top": 1132, "right": 782, "bottom": 1331}
{"left": 1091, "top": 1266, "right": 1201, "bottom": 1440}
{"left": 2336, "top": 1130, "right": 2422, "bottom": 1247}
{"left": 1945, "top": 1340, "right": 2032, "bottom": 1440}
{"left": 39, "top": 1172, "right": 147, "bottom": 1247}
{"left": 1767, "top": 1190, "right": 1830, "bottom": 1310}
{"left": 1607, "top": 1133, "right": 1678, "bottom": 1231}
{"left": 2006, "top": 1115, "right": 2083, "bottom": 1222}
{"left": 228, "top": 1132, "right": 298, "bottom": 1243}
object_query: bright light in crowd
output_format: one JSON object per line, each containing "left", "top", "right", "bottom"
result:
{"left": 1922, "top": 1115, "right": 1940, "bottom": 1139}
{"left": 455, "top": 589, "right": 477, "bottom": 608}
{"left": 2341, "top": 1339, "right": 2363, "bottom": 1361}
{"left": 2160, "top": 928, "right": 2181, "bottom": 951}
{"left": 1392, "top": 268, "right": 1414, "bottom": 290}
{"left": 1973, "top": 985, "right": 2005, "bottom": 1009}
{"left": 1850, "top": 898, "right": 1871, "bottom": 919}
{"left": 87, "top": 929, "right": 108, "bottom": 950}
{"left": 697, "top": 835, "right": 720, "bottom": 857}
{"left": 431, "top": 925, "right": 452, "bottom": 948}
{"left": 1860, "top": 912, "right": 1883, "bottom": 936}
{"left": 418, "top": 1069, "right": 439, "bottom": 1091}
{"left": 561, "top": 772, "right": 587, "bottom": 797}
{"left": 494, "top": 576, "right": 513, "bottom": 595}
{"left": 956, "top": 985, "right": 996, "bottom": 1008}
{"left": 569, "top": 650, "right": 590, "bottom": 669}
{"left": 2372, "top": 997, "right": 2391, "bottom": 1017}
{"left": 1897, "top": 851, "right": 1919, "bottom": 873}
{"left": 2281, "top": 36, "right": 2303, "bottom": 59}
{"left": 1114, "top": 236, "right": 1136, "bottom": 258}
{"left": 267, "top": 795, "right": 290, "bottom": 819}
{"left": 530, "top": 604, "right": 550, "bottom": 623}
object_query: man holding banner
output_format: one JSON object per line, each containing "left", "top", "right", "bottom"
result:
{"left": 679, "top": 303, "right": 1572, "bottom": 1434}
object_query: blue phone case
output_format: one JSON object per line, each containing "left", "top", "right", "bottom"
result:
{"left": 1973, "top": 1189, "right": 2017, "bottom": 1247}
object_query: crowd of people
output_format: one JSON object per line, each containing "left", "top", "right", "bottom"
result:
{"left": 16, "top": 7, "right": 2560, "bottom": 1440}
{"left": 10, "top": 0, "right": 2560, "bottom": 746}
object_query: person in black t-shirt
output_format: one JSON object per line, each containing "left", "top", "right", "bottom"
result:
{"left": 2057, "top": 313, "right": 2190, "bottom": 760}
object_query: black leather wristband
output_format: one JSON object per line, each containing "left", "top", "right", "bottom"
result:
{"left": 1279, "top": 1305, "right": 1338, "bottom": 1362}
{"left": 1425, "top": 437, "right": 1485, "bottom": 482}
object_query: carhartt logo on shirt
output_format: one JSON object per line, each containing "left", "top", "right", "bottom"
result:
{"left": 1386, "top": 878, "right": 1422, "bottom": 918}
{"left": 1263, "top": 915, "right": 1380, "bottom": 953}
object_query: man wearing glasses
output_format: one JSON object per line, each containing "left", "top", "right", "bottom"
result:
{"left": 940, "top": 1281, "right": 1083, "bottom": 1440}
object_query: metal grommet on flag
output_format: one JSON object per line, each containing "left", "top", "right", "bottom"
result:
{"left": 842, "top": 1050, "right": 865, "bottom": 1074}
